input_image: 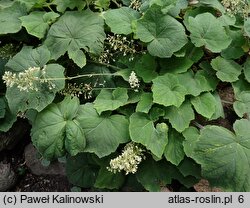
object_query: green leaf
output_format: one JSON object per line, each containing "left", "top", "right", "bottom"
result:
{"left": 0, "top": 2, "right": 27, "bottom": 34}
{"left": 103, "top": 7, "right": 140, "bottom": 35}
{"left": 211, "top": 56, "right": 242, "bottom": 82}
{"left": 94, "top": 166, "right": 125, "bottom": 189}
{"left": 164, "top": 101, "right": 195, "bottom": 132}
{"left": 0, "top": 97, "right": 6, "bottom": 119}
{"left": 20, "top": 11, "right": 59, "bottom": 39}
{"left": 149, "top": 0, "right": 177, "bottom": 13}
{"left": 134, "top": 54, "right": 158, "bottom": 83}
{"left": 177, "top": 70, "right": 214, "bottom": 96}
{"left": 210, "top": 92, "right": 224, "bottom": 120}
{"left": 244, "top": 58, "right": 250, "bottom": 83}
{"left": 6, "top": 63, "right": 65, "bottom": 114}
{"left": 160, "top": 56, "right": 193, "bottom": 74}
{"left": 129, "top": 112, "right": 168, "bottom": 158}
{"left": 244, "top": 17, "right": 250, "bottom": 38}
{"left": 53, "top": 0, "right": 86, "bottom": 12}
{"left": 186, "top": 13, "right": 231, "bottom": 53}
{"left": 178, "top": 158, "right": 201, "bottom": 179}
{"left": 66, "top": 153, "right": 99, "bottom": 188}
{"left": 136, "top": 158, "right": 173, "bottom": 191}
{"left": 164, "top": 129, "right": 185, "bottom": 165}
{"left": 136, "top": 92, "right": 153, "bottom": 113}
{"left": 0, "top": 97, "right": 16, "bottom": 132}
{"left": 135, "top": 5, "right": 187, "bottom": 58}
{"left": 221, "top": 29, "right": 245, "bottom": 59}
{"left": 152, "top": 73, "right": 187, "bottom": 107}
{"left": 191, "top": 92, "right": 217, "bottom": 119}
{"left": 65, "top": 120, "right": 86, "bottom": 156}
{"left": 5, "top": 46, "right": 50, "bottom": 72}
{"left": 199, "top": 0, "right": 225, "bottom": 12}
{"left": 16, "top": 0, "right": 42, "bottom": 11}
{"left": 182, "top": 127, "right": 200, "bottom": 158}
{"left": 94, "top": 88, "right": 128, "bottom": 114}
{"left": 31, "top": 96, "right": 86, "bottom": 160}
{"left": 76, "top": 103, "right": 130, "bottom": 157}
{"left": 191, "top": 119, "right": 250, "bottom": 191}
{"left": 94, "top": 0, "right": 110, "bottom": 11}
{"left": 68, "top": 49, "right": 86, "bottom": 68}
{"left": 233, "top": 91, "right": 250, "bottom": 117}
{"left": 44, "top": 10, "right": 105, "bottom": 66}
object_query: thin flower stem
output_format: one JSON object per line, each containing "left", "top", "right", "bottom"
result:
{"left": 92, "top": 87, "right": 132, "bottom": 91}
{"left": 111, "top": 0, "right": 121, "bottom": 7}
{"left": 88, "top": 60, "right": 124, "bottom": 71}
{"left": 40, "top": 73, "right": 119, "bottom": 81}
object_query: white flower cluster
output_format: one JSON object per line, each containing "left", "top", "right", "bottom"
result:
{"left": 129, "top": 71, "right": 140, "bottom": 91}
{"left": 2, "top": 66, "right": 56, "bottom": 92}
{"left": 129, "top": 0, "right": 142, "bottom": 11}
{"left": 107, "top": 142, "right": 145, "bottom": 175}
{"left": 60, "top": 82, "right": 93, "bottom": 99}
{"left": 95, "top": 34, "right": 139, "bottom": 64}
{"left": 221, "top": 0, "right": 249, "bottom": 17}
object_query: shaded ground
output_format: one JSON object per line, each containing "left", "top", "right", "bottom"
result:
{"left": 0, "top": 129, "right": 71, "bottom": 192}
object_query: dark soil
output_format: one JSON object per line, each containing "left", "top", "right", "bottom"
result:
{"left": 0, "top": 127, "right": 71, "bottom": 192}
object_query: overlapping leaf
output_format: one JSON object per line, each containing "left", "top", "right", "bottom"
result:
{"left": 76, "top": 103, "right": 130, "bottom": 157}
{"left": 211, "top": 56, "right": 242, "bottom": 82}
{"left": 94, "top": 88, "right": 128, "bottom": 114}
{"left": 129, "top": 112, "right": 168, "bottom": 158}
{"left": 31, "top": 96, "right": 86, "bottom": 160}
{"left": 135, "top": 5, "right": 187, "bottom": 58}
{"left": 152, "top": 73, "right": 187, "bottom": 107}
{"left": 191, "top": 92, "right": 217, "bottom": 119}
{"left": 186, "top": 13, "right": 231, "bottom": 53}
{"left": 191, "top": 119, "right": 250, "bottom": 191}
{"left": 0, "top": 2, "right": 27, "bottom": 34}
{"left": 5, "top": 46, "right": 65, "bottom": 113}
{"left": 103, "top": 7, "right": 140, "bottom": 35}
{"left": 44, "top": 10, "right": 105, "bottom": 67}
{"left": 20, "top": 11, "right": 59, "bottom": 39}
{"left": 164, "top": 101, "right": 194, "bottom": 132}
{"left": 164, "top": 129, "right": 185, "bottom": 165}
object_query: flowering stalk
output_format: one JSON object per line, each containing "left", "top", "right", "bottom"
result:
{"left": 107, "top": 142, "right": 146, "bottom": 175}
{"left": 2, "top": 66, "right": 141, "bottom": 94}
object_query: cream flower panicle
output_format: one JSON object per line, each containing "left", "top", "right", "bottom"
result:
{"left": 2, "top": 65, "right": 56, "bottom": 92}
{"left": 107, "top": 142, "right": 145, "bottom": 175}
{"left": 129, "top": 71, "right": 140, "bottom": 92}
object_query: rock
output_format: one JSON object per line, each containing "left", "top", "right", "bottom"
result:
{"left": 0, "top": 162, "right": 16, "bottom": 191}
{"left": 194, "top": 179, "right": 223, "bottom": 192}
{"left": 24, "top": 143, "right": 66, "bottom": 176}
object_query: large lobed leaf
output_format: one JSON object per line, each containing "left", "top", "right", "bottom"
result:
{"left": 152, "top": 73, "right": 187, "bottom": 107}
{"left": 129, "top": 112, "right": 168, "bottom": 158}
{"left": 5, "top": 46, "right": 65, "bottom": 113}
{"left": 31, "top": 96, "right": 86, "bottom": 160}
{"left": 134, "top": 5, "right": 187, "bottom": 58}
{"left": 191, "top": 119, "right": 250, "bottom": 191}
{"left": 103, "top": 7, "right": 140, "bottom": 35}
{"left": 94, "top": 88, "right": 128, "bottom": 114}
{"left": 44, "top": 10, "right": 105, "bottom": 67}
{"left": 76, "top": 103, "right": 130, "bottom": 157}
{"left": 0, "top": 2, "right": 27, "bottom": 34}
{"left": 20, "top": 11, "right": 60, "bottom": 39}
{"left": 186, "top": 13, "right": 231, "bottom": 53}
